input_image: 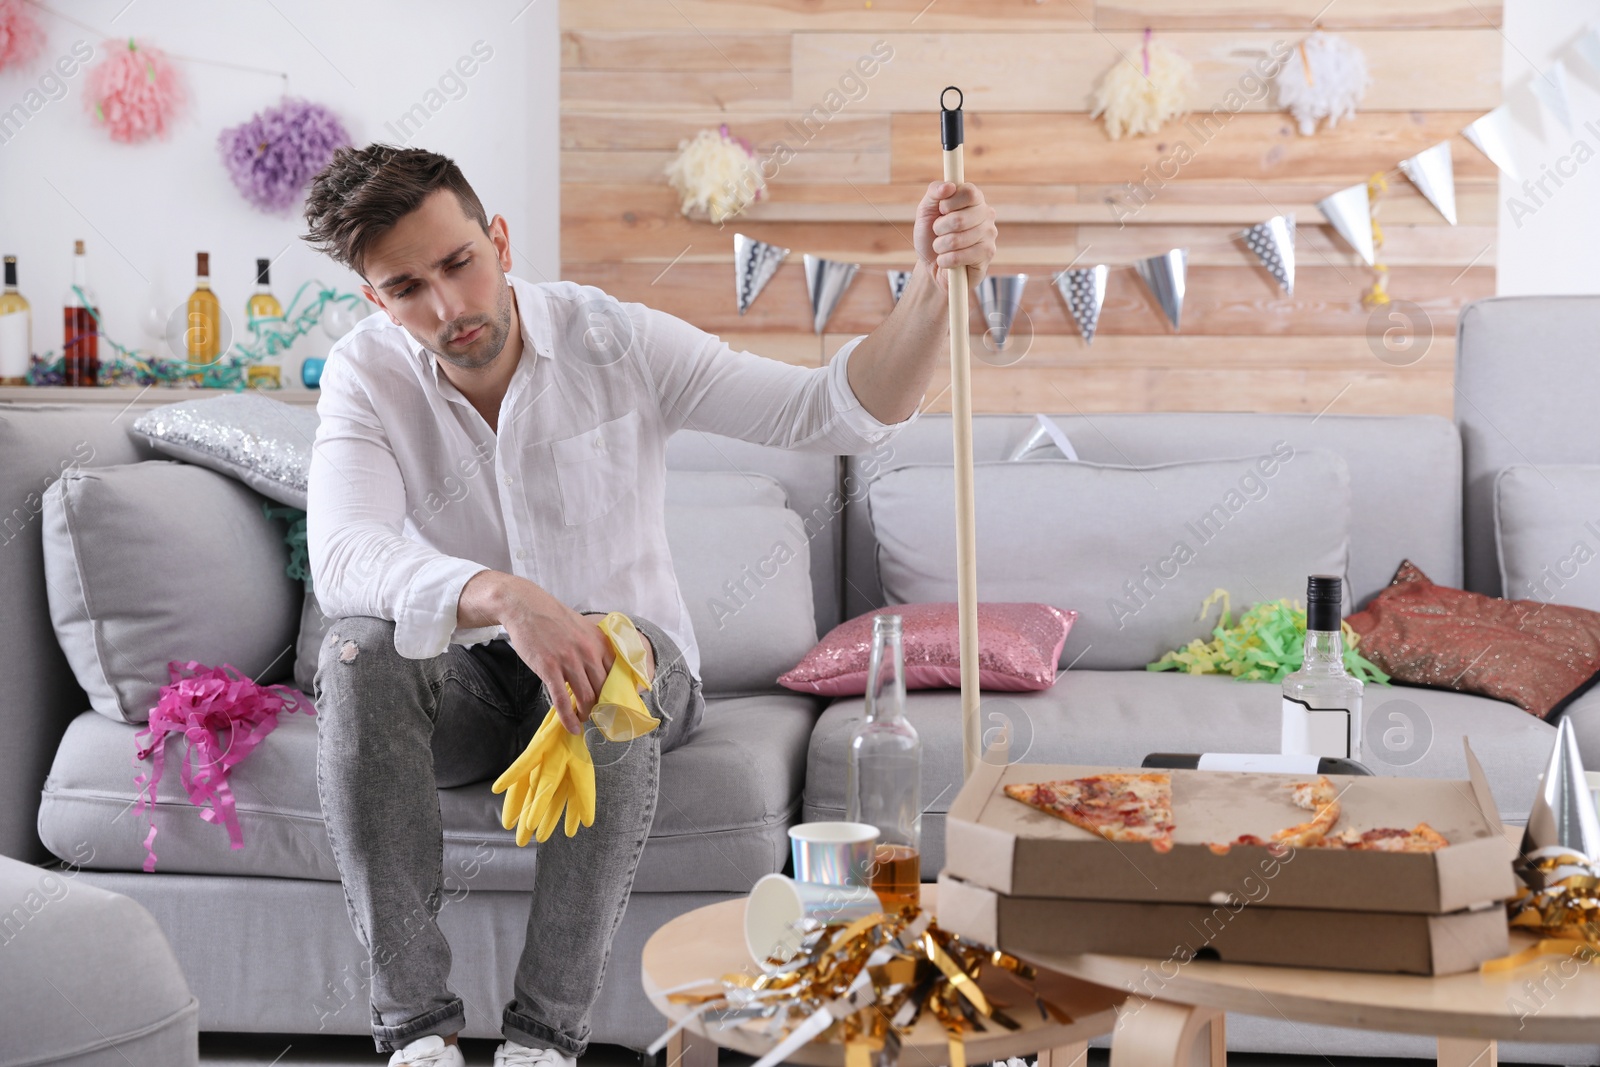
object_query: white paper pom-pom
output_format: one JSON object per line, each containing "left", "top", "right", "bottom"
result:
{"left": 1091, "top": 38, "right": 1194, "bottom": 140}
{"left": 663, "top": 125, "right": 766, "bottom": 224}
{"left": 1274, "top": 31, "right": 1370, "bottom": 136}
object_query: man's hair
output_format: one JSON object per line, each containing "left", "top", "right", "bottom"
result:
{"left": 302, "top": 144, "right": 489, "bottom": 278}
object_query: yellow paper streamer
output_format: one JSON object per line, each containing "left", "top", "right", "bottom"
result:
{"left": 1361, "top": 171, "right": 1391, "bottom": 309}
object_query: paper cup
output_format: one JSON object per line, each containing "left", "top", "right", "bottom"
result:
{"left": 788, "top": 821, "right": 878, "bottom": 887}
{"left": 744, "top": 873, "right": 882, "bottom": 964}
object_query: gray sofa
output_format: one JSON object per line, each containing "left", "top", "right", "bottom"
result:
{"left": 4, "top": 294, "right": 1599, "bottom": 1065}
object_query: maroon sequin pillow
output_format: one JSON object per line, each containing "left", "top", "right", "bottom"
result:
{"left": 1345, "top": 560, "right": 1600, "bottom": 718}
{"left": 778, "top": 602, "right": 1074, "bottom": 696}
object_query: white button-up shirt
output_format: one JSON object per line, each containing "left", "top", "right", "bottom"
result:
{"left": 306, "top": 273, "right": 911, "bottom": 679}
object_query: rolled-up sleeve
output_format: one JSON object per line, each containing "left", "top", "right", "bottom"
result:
{"left": 625, "top": 295, "right": 917, "bottom": 452}
{"left": 306, "top": 353, "right": 497, "bottom": 659}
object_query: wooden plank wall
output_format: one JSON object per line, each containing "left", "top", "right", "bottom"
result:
{"left": 559, "top": 1, "right": 1501, "bottom": 416}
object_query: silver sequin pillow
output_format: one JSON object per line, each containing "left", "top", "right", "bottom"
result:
{"left": 131, "top": 394, "right": 317, "bottom": 508}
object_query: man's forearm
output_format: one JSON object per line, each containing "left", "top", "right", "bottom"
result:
{"left": 844, "top": 258, "right": 950, "bottom": 424}
{"left": 458, "top": 568, "right": 518, "bottom": 628}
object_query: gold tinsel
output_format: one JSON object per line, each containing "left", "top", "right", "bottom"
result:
{"left": 1482, "top": 850, "right": 1600, "bottom": 972}
{"left": 660, "top": 903, "right": 1071, "bottom": 1067}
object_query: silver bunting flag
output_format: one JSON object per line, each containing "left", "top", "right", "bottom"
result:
{"left": 1314, "top": 183, "right": 1375, "bottom": 267}
{"left": 1462, "top": 106, "right": 1521, "bottom": 181}
{"left": 734, "top": 233, "right": 789, "bottom": 316}
{"left": 1239, "top": 215, "right": 1296, "bottom": 294}
{"left": 1397, "top": 142, "right": 1458, "bottom": 226}
{"left": 1517, "top": 719, "right": 1600, "bottom": 889}
{"left": 1053, "top": 265, "right": 1109, "bottom": 345}
{"left": 802, "top": 254, "right": 860, "bottom": 335}
{"left": 886, "top": 269, "right": 912, "bottom": 304}
{"left": 976, "top": 274, "right": 1028, "bottom": 350}
{"left": 1529, "top": 60, "right": 1573, "bottom": 134}
{"left": 1134, "top": 249, "right": 1187, "bottom": 332}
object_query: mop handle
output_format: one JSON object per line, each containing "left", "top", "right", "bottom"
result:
{"left": 940, "top": 87, "right": 982, "bottom": 782}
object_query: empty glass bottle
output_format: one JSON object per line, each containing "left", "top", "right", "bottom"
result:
{"left": 845, "top": 614, "right": 922, "bottom": 910}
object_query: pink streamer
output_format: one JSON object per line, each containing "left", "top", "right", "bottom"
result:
{"left": 1142, "top": 27, "right": 1151, "bottom": 77}
{"left": 131, "top": 661, "right": 313, "bottom": 873}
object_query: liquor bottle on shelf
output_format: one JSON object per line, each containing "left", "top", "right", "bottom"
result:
{"left": 245, "top": 258, "right": 284, "bottom": 389}
{"left": 63, "top": 240, "right": 99, "bottom": 386}
{"left": 185, "top": 251, "right": 223, "bottom": 380}
{"left": 846, "top": 613, "right": 923, "bottom": 910}
{"left": 1281, "top": 574, "right": 1365, "bottom": 761}
{"left": 0, "top": 255, "right": 31, "bottom": 385}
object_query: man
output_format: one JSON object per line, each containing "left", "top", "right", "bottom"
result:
{"left": 300, "top": 143, "right": 996, "bottom": 1067}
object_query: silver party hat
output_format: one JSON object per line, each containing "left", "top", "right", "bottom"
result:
{"left": 1053, "top": 264, "right": 1109, "bottom": 345}
{"left": 1315, "top": 183, "right": 1375, "bottom": 267}
{"left": 1517, "top": 718, "right": 1600, "bottom": 888}
{"left": 802, "top": 254, "right": 860, "bottom": 335}
{"left": 887, "top": 269, "right": 912, "bottom": 305}
{"left": 734, "top": 233, "right": 789, "bottom": 316}
{"left": 1134, "top": 249, "right": 1187, "bottom": 332}
{"left": 1462, "top": 106, "right": 1521, "bottom": 181}
{"left": 976, "top": 273, "right": 1028, "bottom": 350}
{"left": 1239, "top": 215, "right": 1296, "bottom": 294}
{"left": 1397, "top": 142, "right": 1458, "bottom": 226}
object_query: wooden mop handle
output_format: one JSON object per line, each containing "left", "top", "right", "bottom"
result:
{"left": 940, "top": 87, "right": 982, "bottom": 782}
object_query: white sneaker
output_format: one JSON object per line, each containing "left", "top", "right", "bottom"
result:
{"left": 387, "top": 1034, "right": 466, "bottom": 1067}
{"left": 494, "top": 1038, "right": 577, "bottom": 1067}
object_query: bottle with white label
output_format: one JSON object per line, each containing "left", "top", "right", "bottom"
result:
{"left": 1281, "top": 574, "right": 1363, "bottom": 760}
{"left": 0, "top": 256, "right": 30, "bottom": 385}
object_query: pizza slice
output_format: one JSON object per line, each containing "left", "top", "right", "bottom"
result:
{"left": 1003, "top": 773, "right": 1176, "bottom": 853}
{"left": 1206, "top": 776, "right": 1342, "bottom": 853}
{"left": 1317, "top": 823, "right": 1449, "bottom": 852}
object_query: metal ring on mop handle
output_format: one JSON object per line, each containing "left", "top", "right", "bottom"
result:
{"left": 940, "top": 85, "right": 983, "bottom": 781}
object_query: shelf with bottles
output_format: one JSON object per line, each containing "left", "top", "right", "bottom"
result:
{"left": 0, "top": 240, "right": 368, "bottom": 391}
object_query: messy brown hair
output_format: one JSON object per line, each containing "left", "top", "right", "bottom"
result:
{"left": 302, "top": 144, "right": 490, "bottom": 278}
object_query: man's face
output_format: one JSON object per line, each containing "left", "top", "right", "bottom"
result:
{"left": 360, "top": 187, "right": 514, "bottom": 371}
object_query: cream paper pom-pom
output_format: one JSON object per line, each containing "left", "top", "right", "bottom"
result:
{"left": 1091, "top": 38, "right": 1194, "bottom": 140}
{"left": 1274, "top": 31, "right": 1370, "bottom": 136}
{"left": 663, "top": 125, "right": 767, "bottom": 224}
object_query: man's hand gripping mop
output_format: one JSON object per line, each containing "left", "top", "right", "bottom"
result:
{"left": 491, "top": 612, "right": 659, "bottom": 846}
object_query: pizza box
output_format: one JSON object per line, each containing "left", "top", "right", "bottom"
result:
{"left": 935, "top": 872, "right": 1509, "bottom": 976}
{"left": 942, "top": 738, "right": 1516, "bottom": 915}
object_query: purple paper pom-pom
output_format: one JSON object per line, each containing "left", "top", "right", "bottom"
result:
{"left": 218, "top": 98, "right": 351, "bottom": 214}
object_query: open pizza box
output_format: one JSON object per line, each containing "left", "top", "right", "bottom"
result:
{"left": 942, "top": 738, "right": 1517, "bottom": 914}
{"left": 935, "top": 739, "right": 1517, "bottom": 975}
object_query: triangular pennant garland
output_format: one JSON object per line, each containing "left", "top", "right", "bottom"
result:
{"left": 1239, "top": 215, "right": 1296, "bottom": 294}
{"left": 1397, "top": 142, "right": 1457, "bottom": 226}
{"left": 1134, "top": 249, "right": 1187, "bottom": 332}
{"left": 976, "top": 274, "right": 1028, "bottom": 350}
{"left": 802, "top": 254, "right": 860, "bottom": 335}
{"left": 1575, "top": 26, "right": 1600, "bottom": 75}
{"left": 887, "top": 269, "right": 912, "bottom": 305}
{"left": 1053, "top": 265, "right": 1109, "bottom": 345}
{"left": 734, "top": 233, "right": 788, "bottom": 316}
{"left": 1315, "top": 182, "right": 1375, "bottom": 266}
{"left": 1462, "top": 106, "right": 1521, "bottom": 181}
{"left": 1529, "top": 60, "right": 1573, "bottom": 134}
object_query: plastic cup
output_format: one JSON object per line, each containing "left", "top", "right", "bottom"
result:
{"left": 744, "top": 873, "right": 882, "bottom": 964}
{"left": 787, "top": 821, "right": 878, "bottom": 887}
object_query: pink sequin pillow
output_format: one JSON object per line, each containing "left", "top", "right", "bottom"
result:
{"left": 778, "top": 602, "right": 1075, "bottom": 696}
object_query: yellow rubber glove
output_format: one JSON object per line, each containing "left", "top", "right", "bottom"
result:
{"left": 490, "top": 612, "right": 660, "bottom": 845}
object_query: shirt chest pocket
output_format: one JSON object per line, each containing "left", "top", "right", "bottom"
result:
{"left": 550, "top": 408, "right": 641, "bottom": 526}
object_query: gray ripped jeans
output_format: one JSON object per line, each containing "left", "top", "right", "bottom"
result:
{"left": 312, "top": 613, "right": 702, "bottom": 1055}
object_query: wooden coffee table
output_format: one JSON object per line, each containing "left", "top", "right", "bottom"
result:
{"left": 641, "top": 886, "right": 1126, "bottom": 1067}
{"left": 1016, "top": 934, "right": 1600, "bottom": 1067}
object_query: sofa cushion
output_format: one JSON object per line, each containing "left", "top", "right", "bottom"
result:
{"left": 866, "top": 450, "right": 1352, "bottom": 671}
{"left": 130, "top": 393, "right": 318, "bottom": 508}
{"left": 803, "top": 671, "right": 1557, "bottom": 877}
{"left": 668, "top": 502, "right": 817, "bottom": 695}
{"left": 1495, "top": 464, "right": 1600, "bottom": 610}
{"left": 41, "top": 461, "right": 302, "bottom": 724}
{"left": 38, "top": 692, "right": 819, "bottom": 892}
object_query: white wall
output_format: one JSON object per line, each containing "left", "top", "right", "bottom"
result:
{"left": 1497, "top": 0, "right": 1600, "bottom": 295}
{"left": 0, "top": 0, "right": 559, "bottom": 387}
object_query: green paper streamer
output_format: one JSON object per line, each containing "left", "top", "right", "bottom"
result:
{"left": 263, "top": 504, "right": 311, "bottom": 590}
{"left": 1147, "top": 588, "right": 1389, "bottom": 685}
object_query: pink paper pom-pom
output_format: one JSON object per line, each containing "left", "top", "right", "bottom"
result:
{"left": 85, "top": 37, "right": 186, "bottom": 143}
{"left": 0, "top": 0, "right": 44, "bottom": 72}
